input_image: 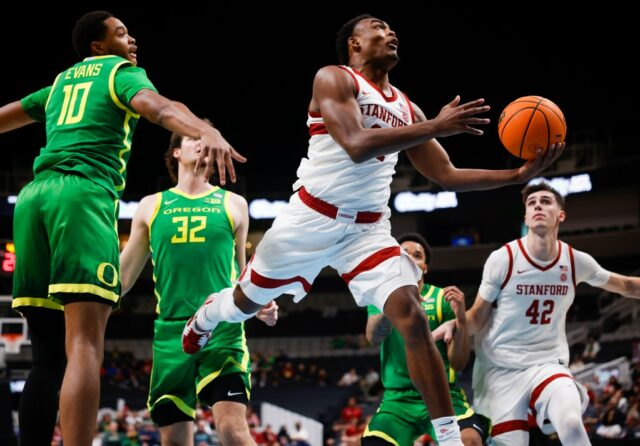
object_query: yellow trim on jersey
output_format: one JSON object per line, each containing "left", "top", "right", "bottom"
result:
{"left": 169, "top": 186, "right": 220, "bottom": 200}
{"left": 148, "top": 395, "right": 195, "bottom": 419}
{"left": 154, "top": 288, "right": 161, "bottom": 314}
{"left": 456, "top": 400, "right": 475, "bottom": 420}
{"left": 49, "top": 284, "right": 119, "bottom": 302}
{"left": 224, "top": 192, "right": 238, "bottom": 282}
{"left": 423, "top": 284, "right": 436, "bottom": 299}
{"left": 449, "top": 365, "right": 456, "bottom": 384}
{"left": 436, "top": 288, "right": 444, "bottom": 324}
{"left": 196, "top": 354, "right": 247, "bottom": 395}
{"left": 108, "top": 60, "right": 138, "bottom": 192}
{"left": 108, "top": 60, "right": 140, "bottom": 117}
{"left": 45, "top": 73, "right": 63, "bottom": 111}
{"left": 113, "top": 113, "right": 133, "bottom": 192}
{"left": 362, "top": 426, "right": 400, "bottom": 446}
{"left": 12, "top": 297, "right": 64, "bottom": 311}
{"left": 148, "top": 192, "right": 163, "bottom": 236}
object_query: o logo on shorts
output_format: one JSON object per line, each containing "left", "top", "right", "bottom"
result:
{"left": 97, "top": 262, "right": 119, "bottom": 288}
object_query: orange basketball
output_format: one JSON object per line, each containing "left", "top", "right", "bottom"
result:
{"left": 497, "top": 96, "right": 566, "bottom": 159}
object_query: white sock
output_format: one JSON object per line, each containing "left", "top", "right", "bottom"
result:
{"left": 195, "top": 287, "right": 256, "bottom": 331}
{"left": 432, "top": 416, "right": 462, "bottom": 445}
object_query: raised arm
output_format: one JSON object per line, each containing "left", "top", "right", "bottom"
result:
{"left": 406, "top": 102, "right": 564, "bottom": 191}
{"left": 310, "top": 66, "right": 490, "bottom": 163}
{"left": 442, "top": 286, "right": 471, "bottom": 371}
{"left": 130, "top": 89, "right": 246, "bottom": 185}
{"left": 120, "top": 194, "right": 156, "bottom": 296}
{"left": 0, "top": 101, "right": 36, "bottom": 133}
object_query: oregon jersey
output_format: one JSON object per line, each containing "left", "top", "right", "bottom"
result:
{"left": 21, "top": 55, "right": 157, "bottom": 198}
{"left": 149, "top": 187, "right": 245, "bottom": 350}
{"left": 368, "top": 284, "right": 459, "bottom": 391}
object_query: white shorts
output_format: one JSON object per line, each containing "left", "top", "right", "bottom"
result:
{"left": 238, "top": 192, "right": 421, "bottom": 310}
{"left": 473, "top": 362, "right": 588, "bottom": 444}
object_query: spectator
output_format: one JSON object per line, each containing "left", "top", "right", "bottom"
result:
{"left": 338, "top": 368, "right": 360, "bottom": 387}
{"left": 583, "top": 334, "right": 601, "bottom": 363}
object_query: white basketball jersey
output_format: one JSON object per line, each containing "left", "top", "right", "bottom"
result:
{"left": 476, "top": 238, "right": 577, "bottom": 369}
{"left": 293, "top": 66, "right": 414, "bottom": 212}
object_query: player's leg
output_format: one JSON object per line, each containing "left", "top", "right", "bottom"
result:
{"left": 200, "top": 373, "right": 254, "bottom": 445}
{"left": 18, "top": 308, "right": 66, "bottom": 446}
{"left": 12, "top": 179, "right": 66, "bottom": 446}
{"left": 533, "top": 376, "right": 590, "bottom": 445}
{"left": 159, "top": 421, "right": 194, "bottom": 446}
{"left": 149, "top": 319, "right": 199, "bottom": 446}
{"left": 185, "top": 195, "right": 329, "bottom": 352}
{"left": 59, "top": 300, "right": 111, "bottom": 445}
{"left": 458, "top": 414, "right": 489, "bottom": 446}
{"left": 44, "top": 174, "right": 121, "bottom": 445}
{"left": 362, "top": 391, "right": 427, "bottom": 446}
{"left": 451, "top": 391, "right": 490, "bottom": 446}
{"left": 336, "top": 227, "right": 460, "bottom": 444}
{"left": 546, "top": 386, "right": 589, "bottom": 445}
{"left": 472, "top": 366, "right": 530, "bottom": 446}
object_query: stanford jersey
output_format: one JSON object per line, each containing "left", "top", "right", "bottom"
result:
{"left": 293, "top": 66, "right": 415, "bottom": 213}
{"left": 475, "top": 236, "right": 610, "bottom": 369}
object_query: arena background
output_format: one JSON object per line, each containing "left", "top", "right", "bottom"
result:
{"left": 1, "top": 2, "right": 638, "bottom": 445}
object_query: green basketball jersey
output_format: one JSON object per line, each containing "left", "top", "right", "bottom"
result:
{"left": 149, "top": 187, "right": 245, "bottom": 350}
{"left": 21, "top": 55, "right": 157, "bottom": 198}
{"left": 368, "top": 284, "right": 460, "bottom": 392}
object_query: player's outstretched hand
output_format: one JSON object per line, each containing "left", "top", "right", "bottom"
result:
{"left": 518, "top": 142, "right": 565, "bottom": 182}
{"left": 431, "top": 96, "right": 491, "bottom": 138}
{"left": 195, "top": 127, "right": 247, "bottom": 185}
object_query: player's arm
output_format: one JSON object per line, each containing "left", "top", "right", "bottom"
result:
{"left": 227, "top": 193, "right": 249, "bottom": 272}
{"left": 311, "top": 66, "right": 490, "bottom": 163}
{"left": 406, "top": 102, "right": 564, "bottom": 191}
{"left": 600, "top": 273, "right": 640, "bottom": 299}
{"left": 120, "top": 194, "right": 156, "bottom": 296}
{"left": 574, "top": 249, "right": 640, "bottom": 299}
{"left": 442, "top": 286, "right": 471, "bottom": 371}
{"left": 366, "top": 313, "right": 393, "bottom": 346}
{"left": 129, "top": 89, "right": 246, "bottom": 185}
{"left": 0, "top": 101, "right": 35, "bottom": 133}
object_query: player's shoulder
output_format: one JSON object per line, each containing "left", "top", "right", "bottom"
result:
{"left": 485, "top": 241, "right": 517, "bottom": 268}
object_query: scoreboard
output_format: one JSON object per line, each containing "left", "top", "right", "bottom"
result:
{"left": 1, "top": 240, "right": 15, "bottom": 275}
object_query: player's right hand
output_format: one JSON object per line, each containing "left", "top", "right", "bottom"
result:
{"left": 257, "top": 300, "right": 279, "bottom": 327}
{"left": 196, "top": 127, "right": 247, "bottom": 185}
{"left": 431, "top": 96, "right": 491, "bottom": 137}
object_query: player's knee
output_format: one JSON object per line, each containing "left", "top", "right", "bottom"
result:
{"left": 562, "top": 415, "right": 587, "bottom": 437}
{"left": 396, "top": 308, "right": 429, "bottom": 348}
{"left": 216, "top": 413, "right": 249, "bottom": 440}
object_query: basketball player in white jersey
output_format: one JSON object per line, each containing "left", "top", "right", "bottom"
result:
{"left": 435, "top": 181, "right": 640, "bottom": 445}
{"left": 183, "top": 14, "right": 563, "bottom": 445}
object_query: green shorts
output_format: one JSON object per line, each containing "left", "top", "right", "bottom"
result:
{"left": 148, "top": 319, "right": 251, "bottom": 420}
{"left": 364, "top": 388, "right": 487, "bottom": 445}
{"left": 12, "top": 171, "right": 120, "bottom": 311}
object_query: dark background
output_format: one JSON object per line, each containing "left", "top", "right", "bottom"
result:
{"left": 1, "top": 2, "right": 636, "bottom": 200}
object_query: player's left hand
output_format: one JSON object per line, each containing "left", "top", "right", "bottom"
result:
{"left": 432, "top": 319, "right": 456, "bottom": 344}
{"left": 517, "top": 142, "right": 565, "bottom": 182}
{"left": 443, "top": 286, "right": 466, "bottom": 323}
{"left": 257, "top": 300, "right": 279, "bottom": 326}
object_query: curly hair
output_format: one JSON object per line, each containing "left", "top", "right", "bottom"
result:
{"left": 336, "top": 14, "right": 374, "bottom": 65}
{"left": 72, "top": 10, "right": 113, "bottom": 59}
